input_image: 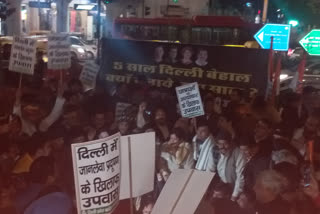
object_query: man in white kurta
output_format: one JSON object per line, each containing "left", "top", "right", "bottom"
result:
{"left": 193, "top": 121, "right": 218, "bottom": 172}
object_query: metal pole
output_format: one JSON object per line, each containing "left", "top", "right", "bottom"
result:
{"left": 262, "top": 0, "right": 268, "bottom": 23}
{"left": 97, "top": 0, "right": 101, "bottom": 64}
{"left": 142, "top": 0, "right": 145, "bottom": 18}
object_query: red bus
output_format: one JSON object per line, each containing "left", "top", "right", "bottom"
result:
{"left": 113, "top": 16, "right": 262, "bottom": 46}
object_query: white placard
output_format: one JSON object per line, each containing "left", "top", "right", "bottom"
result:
{"left": 9, "top": 36, "right": 37, "bottom": 75}
{"left": 176, "top": 82, "right": 205, "bottom": 118}
{"left": 152, "top": 169, "right": 214, "bottom": 214}
{"left": 115, "top": 102, "right": 132, "bottom": 121}
{"left": 80, "top": 62, "right": 100, "bottom": 91}
{"left": 120, "top": 132, "right": 156, "bottom": 199}
{"left": 71, "top": 133, "right": 121, "bottom": 214}
{"left": 47, "top": 34, "right": 71, "bottom": 70}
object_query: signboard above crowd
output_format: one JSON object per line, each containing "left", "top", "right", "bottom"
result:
{"left": 100, "top": 39, "right": 270, "bottom": 98}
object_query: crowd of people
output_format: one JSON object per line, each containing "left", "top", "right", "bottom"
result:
{"left": 1, "top": 56, "right": 320, "bottom": 214}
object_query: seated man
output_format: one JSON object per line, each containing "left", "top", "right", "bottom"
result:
{"left": 216, "top": 130, "right": 246, "bottom": 201}
{"left": 192, "top": 120, "right": 219, "bottom": 172}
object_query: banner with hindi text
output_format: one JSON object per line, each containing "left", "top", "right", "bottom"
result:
{"left": 100, "top": 39, "right": 269, "bottom": 97}
{"left": 71, "top": 133, "right": 121, "bottom": 214}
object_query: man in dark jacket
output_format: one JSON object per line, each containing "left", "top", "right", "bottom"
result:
{"left": 239, "top": 135, "right": 270, "bottom": 192}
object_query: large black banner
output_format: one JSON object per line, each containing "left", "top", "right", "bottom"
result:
{"left": 100, "top": 39, "right": 269, "bottom": 97}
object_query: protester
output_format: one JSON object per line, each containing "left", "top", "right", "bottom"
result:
{"left": 12, "top": 134, "right": 51, "bottom": 174}
{"left": 280, "top": 93, "right": 308, "bottom": 138}
{"left": 291, "top": 110, "right": 320, "bottom": 159}
{"left": 15, "top": 156, "right": 55, "bottom": 213}
{"left": 199, "top": 98, "right": 220, "bottom": 136}
{"left": 254, "top": 119, "right": 274, "bottom": 156}
{"left": 146, "top": 107, "right": 172, "bottom": 145}
{"left": 85, "top": 108, "right": 109, "bottom": 140}
{"left": 216, "top": 130, "right": 246, "bottom": 201}
{"left": 193, "top": 119, "right": 218, "bottom": 172}
{"left": 239, "top": 135, "right": 271, "bottom": 192}
{"left": 140, "top": 199, "right": 154, "bottom": 214}
{"left": 160, "top": 128, "right": 194, "bottom": 172}
{"left": 253, "top": 170, "right": 291, "bottom": 214}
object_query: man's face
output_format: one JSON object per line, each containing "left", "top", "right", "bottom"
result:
{"left": 196, "top": 126, "right": 210, "bottom": 141}
{"left": 254, "top": 121, "right": 271, "bottom": 140}
{"left": 93, "top": 113, "right": 106, "bottom": 129}
{"left": 169, "top": 48, "right": 178, "bottom": 59}
{"left": 118, "top": 121, "right": 129, "bottom": 135}
{"left": 305, "top": 117, "right": 319, "bottom": 134}
{"left": 63, "top": 111, "right": 78, "bottom": 128}
{"left": 240, "top": 145, "right": 254, "bottom": 160}
{"left": 169, "top": 133, "right": 180, "bottom": 145}
{"left": 198, "top": 50, "right": 208, "bottom": 61}
{"left": 217, "top": 140, "right": 232, "bottom": 155}
{"left": 22, "top": 105, "right": 45, "bottom": 123}
{"left": 161, "top": 170, "right": 170, "bottom": 182}
{"left": 217, "top": 116, "right": 230, "bottom": 130}
{"left": 142, "top": 204, "right": 154, "bottom": 214}
{"left": 36, "top": 143, "right": 52, "bottom": 158}
{"left": 155, "top": 109, "right": 166, "bottom": 125}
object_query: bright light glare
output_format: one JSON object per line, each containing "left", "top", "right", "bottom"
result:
{"left": 77, "top": 48, "right": 85, "bottom": 53}
{"left": 280, "top": 74, "right": 288, "bottom": 80}
{"left": 76, "top": 4, "right": 95, "bottom": 10}
{"left": 289, "top": 20, "right": 299, "bottom": 27}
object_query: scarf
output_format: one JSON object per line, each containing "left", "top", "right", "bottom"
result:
{"left": 193, "top": 135, "right": 216, "bottom": 171}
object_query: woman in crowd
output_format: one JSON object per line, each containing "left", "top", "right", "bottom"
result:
{"left": 160, "top": 128, "right": 194, "bottom": 172}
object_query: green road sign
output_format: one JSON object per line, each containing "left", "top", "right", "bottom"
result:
{"left": 300, "top": 29, "right": 320, "bottom": 55}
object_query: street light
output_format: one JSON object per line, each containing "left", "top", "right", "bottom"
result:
{"left": 289, "top": 20, "right": 299, "bottom": 27}
{"left": 103, "top": 0, "right": 113, "bottom": 4}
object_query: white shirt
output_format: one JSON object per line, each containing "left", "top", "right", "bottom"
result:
{"left": 217, "top": 147, "right": 246, "bottom": 198}
{"left": 14, "top": 96, "right": 65, "bottom": 136}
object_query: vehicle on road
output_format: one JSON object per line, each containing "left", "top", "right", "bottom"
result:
{"left": 113, "top": 16, "right": 262, "bottom": 46}
{"left": 280, "top": 60, "right": 320, "bottom": 92}
{"left": 69, "top": 36, "right": 97, "bottom": 60}
{"left": 0, "top": 35, "right": 88, "bottom": 61}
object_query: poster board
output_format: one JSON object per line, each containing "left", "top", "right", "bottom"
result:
{"left": 115, "top": 102, "right": 132, "bottom": 122}
{"left": 47, "top": 34, "right": 71, "bottom": 70}
{"left": 176, "top": 82, "right": 204, "bottom": 118}
{"left": 80, "top": 61, "right": 100, "bottom": 91}
{"left": 120, "top": 132, "right": 156, "bottom": 199}
{"left": 9, "top": 36, "right": 37, "bottom": 75}
{"left": 101, "top": 39, "right": 270, "bottom": 98}
{"left": 71, "top": 133, "right": 121, "bottom": 214}
{"left": 152, "top": 169, "right": 214, "bottom": 214}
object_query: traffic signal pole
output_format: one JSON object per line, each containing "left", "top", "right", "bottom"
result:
{"left": 262, "top": 0, "right": 268, "bottom": 23}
